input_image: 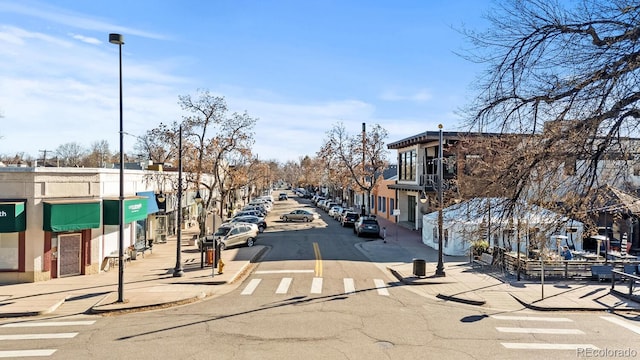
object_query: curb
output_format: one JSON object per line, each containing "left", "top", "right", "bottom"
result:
{"left": 510, "top": 292, "right": 639, "bottom": 312}
{"left": 88, "top": 245, "right": 270, "bottom": 316}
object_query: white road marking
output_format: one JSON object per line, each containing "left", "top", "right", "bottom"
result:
{"left": 374, "top": 279, "right": 389, "bottom": 296}
{"left": 241, "top": 279, "right": 262, "bottom": 295}
{"left": 0, "top": 350, "right": 57, "bottom": 358}
{"left": 1, "top": 321, "right": 96, "bottom": 328}
{"left": 0, "top": 333, "right": 78, "bottom": 340}
{"left": 276, "top": 278, "right": 292, "bottom": 294}
{"left": 344, "top": 278, "right": 356, "bottom": 295}
{"left": 601, "top": 316, "right": 640, "bottom": 334}
{"left": 501, "top": 343, "right": 598, "bottom": 350}
{"left": 310, "top": 277, "right": 323, "bottom": 294}
{"left": 254, "top": 270, "right": 314, "bottom": 274}
{"left": 497, "top": 327, "right": 583, "bottom": 334}
{"left": 491, "top": 315, "right": 572, "bottom": 322}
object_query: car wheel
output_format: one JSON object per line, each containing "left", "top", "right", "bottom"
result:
{"left": 246, "top": 238, "right": 255, "bottom": 247}
{"left": 305, "top": 217, "right": 310, "bottom": 222}
{"left": 258, "top": 226, "right": 265, "bottom": 233}
{"left": 283, "top": 216, "right": 288, "bottom": 222}
{"left": 220, "top": 242, "right": 227, "bottom": 250}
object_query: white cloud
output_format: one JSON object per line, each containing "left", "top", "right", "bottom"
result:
{"left": 380, "top": 88, "right": 433, "bottom": 102}
{"left": 70, "top": 33, "right": 101, "bottom": 45}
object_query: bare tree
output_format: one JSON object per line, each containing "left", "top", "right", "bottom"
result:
{"left": 463, "top": 0, "right": 640, "bottom": 225}
{"left": 178, "top": 90, "right": 257, "bottom": 235}
{"left": 134, "top": 123, "right": 178, "bottom": 165}
{"left": 82, "top": 140, "right": 112, "bottom": 168}
{"left": 55, "top": 142, "right": 86, "bottom": 167}
{"left": 318, "top": 122, "right": 388, "bottom": 214}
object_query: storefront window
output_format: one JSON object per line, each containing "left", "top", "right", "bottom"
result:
{"left": 135, "top": 219, "right": 147, "bottom": 242}
{"left": 0, "top": 233, "right": 19, "bottom": 270}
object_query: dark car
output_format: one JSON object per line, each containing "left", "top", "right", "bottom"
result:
{"left": 227, "top": 215, "right": 267, "bottom": 233}
{"left": 278, "top": 193, "right": 288, "bottom": 200}
{"left": 341, "top": 212, "right": 359, "bottom": 227}
{"left": 353, "top": 215, "right": 380, "bottom": 238}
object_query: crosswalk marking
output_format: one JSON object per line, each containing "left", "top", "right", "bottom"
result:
{"left": 276, "top": 278, "right": 292, "bottom": 294}
{"left": 0, "top": 350, "right": 57, "bottom": 358}
{"left": 496, "top": 327, "right": 583, "bottom": 334}
{"left": 240, "top": 277, "right": 392, "bottom": 296}
{"left": 601, "top": 316, "right": 640, "bottom": 334}
{"left": 491, "top": 315, "right": 572, "bottom": 322}
{"left": 0, "top": 333, "right": 78, "bottom": 340}
{"left": 310, "top": 277, "right": 323, "bottom": 294}
{"left": 374, "top": 279, "right": 389, "bottom": 296}
{"left": 241, "top": 279, "right": 262, "bottom": 295}
{"left": 501, "top": 343, "right": 599, "bottom": 350}
{"left": 1, "top": 321, "right": 96, "bottom": 328}
{"left": 343, "top": 278, "right": 356, "bottom": 294}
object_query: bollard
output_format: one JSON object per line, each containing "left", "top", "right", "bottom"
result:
{"left": 413, "top": 258, "right": 426, "bottom": 277}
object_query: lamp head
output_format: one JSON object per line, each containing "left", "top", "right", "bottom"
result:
{"left": 157, "top": 192, "right": 166, "bottom": 203}
{"left": 194, "top": 190, "right": 203, "bottom": 203}
{"left": 109, "top": 33, "right": 124, "bottom": 45}
{"left": 419, "top": 191, "right": 428, "bottom": 204}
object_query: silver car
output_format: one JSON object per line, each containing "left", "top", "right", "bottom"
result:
{"left": 280, "top": 209, "right": 319, "bottom": 222}
{"left": 214, "top": 222, "right": 259, "bottom": 249}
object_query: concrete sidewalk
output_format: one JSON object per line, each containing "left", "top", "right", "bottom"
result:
{"left": 0, "top": 226, "right": 266, "bottom": 317}
{"left": 1, "top": 217, "right": 639, "bottom": 318}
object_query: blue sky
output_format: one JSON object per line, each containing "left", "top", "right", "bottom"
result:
{"left": 0, "top": 0, "right": 491, "bottom": 163}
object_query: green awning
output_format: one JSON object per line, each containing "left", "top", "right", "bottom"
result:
{"left": 43, "top": 200, "right": 101, "bottom": 232}
{"left": 0, "top": 201, "right": 27, "bottom": 233}
{"left": 103, "top": 197, "right": 148, "bottom": 225}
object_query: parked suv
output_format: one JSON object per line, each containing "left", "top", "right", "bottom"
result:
{"left": 341, "top": 212, "right": 360, "bottom": 227}
{"left": 278, "top": 193, "right": 288, "bottom": 200}
{"left": 213, "top": 222, "right": 259, "bottom": 249}
{"left": 353, "top": 215, "right": 380, "bottom": 238}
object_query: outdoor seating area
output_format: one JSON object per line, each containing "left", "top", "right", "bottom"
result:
{"left": 486, "top": 247, "right": 640, "bottom": 280}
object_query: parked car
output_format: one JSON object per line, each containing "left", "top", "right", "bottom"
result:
{"left": 226, "top": 215, "right": 267, "bottom": 233}
{"left": 233, "top": 210, "right": 263, "bottom": 218}
{"left": 278, "top": 193, "right": 288, "bottom": 200}
{"left": 280, "top": 209, "right": 319, "bottom": 222}
{"left": 242, "top": 205, "right": 267, "bottom": 216}
{"left": 341, "top": 212, "right": 360, "bottom": 227}
{"left": 353, "top": 215, "right": 380, "bottom": 238}
{"left": 214, "top": 222, "right": 259, "bottom": 250}
{"left": 328, "top": 206, "right": 343, "bottom": 218}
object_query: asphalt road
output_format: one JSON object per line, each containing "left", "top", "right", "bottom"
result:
{"left": 2, "top": 195, "right": 639, "bottom": 359}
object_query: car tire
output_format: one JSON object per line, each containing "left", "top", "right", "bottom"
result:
{"left": 305, "top": 217, "right": 310, "bottom": 222}
{"left": 283, "top": 216, "right": 288, "bottom": 222}
{"left": 220, "top": 242, "right": 227, "bottom": 250}
{"left": 246, "top": 238, "right": 255, "bottom": 247}
{"left": 258, "top": 226, "right": 265, "bottom": 233}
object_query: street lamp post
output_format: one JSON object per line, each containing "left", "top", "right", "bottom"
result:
{"left": 109, "top": 33, "right": 126, "bottom": 302}
{"left": 435, "top": 124, "right": 446, "bottom": 277}
{"left": 173, "top": 125, "right": 184, "bottom": 277}
{"left": 361, "top": 122, "right": 366, "bottom": 216}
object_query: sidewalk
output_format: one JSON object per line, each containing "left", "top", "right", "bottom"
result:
{"left": 363, "top": 217, "right": 640, "bottom": 312}
{"left": 0, "top": 226, "right": 266, "bottom": 317}
{"left": 0, "top": 218, "right": 639, "bottom": 318}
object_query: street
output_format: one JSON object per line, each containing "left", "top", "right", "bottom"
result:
{"left": 1, "top": 198, "right": 639, "bottom": 359}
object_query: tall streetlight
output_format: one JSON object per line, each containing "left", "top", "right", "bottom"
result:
{"left": 109, "top": 33, "right": 126, "bottom": 302}
{"left": 361, "top": 122, "right": 366, "bottom": 216}
{"left": 173, "top": 125, "right": 184, "bottom": 277}
{"left": 435, "top": 124, "right": 446, "bottom": 276}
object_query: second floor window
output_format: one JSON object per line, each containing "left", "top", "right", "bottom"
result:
{"left": 399, "top": 150, "right": 416, "bottom": 181}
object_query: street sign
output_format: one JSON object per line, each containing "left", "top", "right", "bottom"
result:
{"left": 392, "top": 209, "right": 400, "bottom": 216}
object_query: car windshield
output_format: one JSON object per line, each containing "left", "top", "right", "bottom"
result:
{"left": 215, "top": 227, "right": 232, "bottom": 236}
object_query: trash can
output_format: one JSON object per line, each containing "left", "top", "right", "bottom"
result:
{"left": 413, "top": 258, "right": 426, "bottom": 277}
{"left": 206, "top": 248, "right": 214, "bottom": 265}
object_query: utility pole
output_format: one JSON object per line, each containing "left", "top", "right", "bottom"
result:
{"left": 38, "top": 149, "right": 54, "bottom": 167}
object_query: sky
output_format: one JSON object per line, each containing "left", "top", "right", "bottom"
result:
{"left": 0, "top": 0, "right": 492, "bottom": 164}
